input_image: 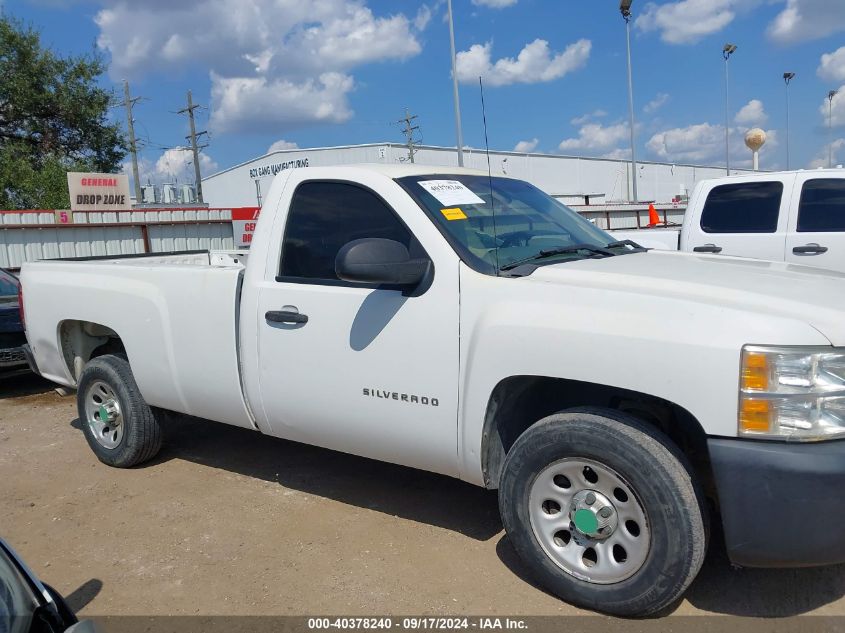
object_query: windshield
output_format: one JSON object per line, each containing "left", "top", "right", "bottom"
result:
{"left": 396, "top": 174, "right": 617, "bottom": 274}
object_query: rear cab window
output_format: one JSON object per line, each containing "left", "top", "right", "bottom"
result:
{"left": 797, "top": 179, "right": 845, "bottom": 232}
{"left": 700, "top": 181, "right": 783, "bottom": 233}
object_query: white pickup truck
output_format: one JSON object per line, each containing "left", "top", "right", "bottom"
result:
{"left": 19, "top": 164, "right": 845, "bottom": 617}
{"left": 613, "top": 169, "right": 845, "bottom": 273}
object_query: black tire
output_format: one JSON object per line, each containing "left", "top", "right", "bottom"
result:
{"left": 498, "top": 407, "right": 707, "bottom": 617}
{"left": 76, "top": 354, "right": 162, "bottom": 468}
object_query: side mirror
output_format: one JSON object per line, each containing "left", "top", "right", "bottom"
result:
{"left": 335, "top": 238, "right": 430, "bottom": 288}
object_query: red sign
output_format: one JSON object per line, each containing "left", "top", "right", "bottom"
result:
{"left": 232, "top": 207, "right": 261, "bottom": 247}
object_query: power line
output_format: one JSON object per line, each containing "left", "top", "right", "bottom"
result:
{"left": 177, "top": 90, "right": 208, "bottom": 202}
{"left": 396, "top": 108, "right": 420, "bottom": 163}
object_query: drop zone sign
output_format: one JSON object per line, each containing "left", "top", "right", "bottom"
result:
{"left": 67, "top": 172, "right": 131, "bottom": 211}
{"left": 232, "top": 207, "right": 261, "bottom": 247}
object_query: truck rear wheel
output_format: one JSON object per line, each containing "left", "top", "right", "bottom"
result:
{"left": 498, "top": 408, "right": 707, "bottom": 617}
{"left": 76, "top": 354, "right": 162, "bottom": 468}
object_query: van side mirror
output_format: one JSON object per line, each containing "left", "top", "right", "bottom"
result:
{"left": 335, "top": 238, "right": 430, "bottom": 288}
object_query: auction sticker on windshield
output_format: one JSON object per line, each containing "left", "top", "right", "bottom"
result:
{"left": 418, "top": 180, "right": 485, "bottom": 206}
{"left": 440, "top": 207, "right": 468, "bottom": 221}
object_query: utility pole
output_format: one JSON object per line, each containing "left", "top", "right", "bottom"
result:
{"left": 446, "top": 0, "right": 465, "bottom": 166}
{"left": 620, "top": 0, "right": 638, "bottom": 203}
{"left": 123, "top": 80, "right": 142, "bottom": 204}
{"left": 783, "top": 72, "right": 795, "bottom": 170}
{"left": 178, "top": 90, "right": 207, "bottom": 202}
{"left": 398, "top": 108, "right": 420, "bottom": 163}
{"left": 723, "top": 44, "right": 737, "bottom": 176}
{"left": 829, "top": 90, "right": 839, "bottom": 168}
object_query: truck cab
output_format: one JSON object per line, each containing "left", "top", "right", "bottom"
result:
{"left": 680, "top": 169, "right": 845, "bottom": 270}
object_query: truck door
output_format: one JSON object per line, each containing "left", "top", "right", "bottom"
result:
{"left": 253, "top": 178, "right": 461, "bottom": 478}
{"left": 681, "top": 178, "right": 790, "bottom": 261}
{"left": 784, "top": 175, "right": 845, "bottom": 273}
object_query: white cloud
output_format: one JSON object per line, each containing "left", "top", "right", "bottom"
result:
{"left": 646, "top": 122, "right": 778, "bottom": 166}
{"left": 94, "top": 0, "right": 422, "bottom": 134}
{"left": 267, "top": 139, "right": 300, "bottom": 153}
{"left": 818, "top": 46, "right": 845, "bottom": 83}
{"left": 819, "top": 86, "right": 845, "bottom": 128}
{"left": 768, "top": 0, "right": 845, "bottom": 44}
{"left": 636, "top": 0, "right": 760, "bottom": 45}
{"left": 571, "top": 110, "right": 607, "bottom": 126}
{"left": 123, "top": 148, "right": 218, "bottom": 192}
{"left": 735, "top": 99, "right": 768, "bottom": 127}
{"left": 559, "top": 122, "right": 629, "bottom": 156}
{"left": 644, "top": 93, "right": 670, "bottom": 114}
{"left": 413, "top": 5, "right": 432, "bottom": 31}
{"left": 210, "top": 72, "right": 354, "bottom": 134}
{"left": 808, "top": 138, "right": 845, "bottom": 169}
{"left": 456, "top": 38, "right": 591, "bottom": 87}
{"left": 513, "top": 138, "right": 539, "bottom": 153}
{"left": 471, "top": 0, "right": 518, "bottom": 7}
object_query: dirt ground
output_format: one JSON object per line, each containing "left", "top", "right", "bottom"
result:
{"left": 2, "top": 373, "right": 845, "bottom": 620}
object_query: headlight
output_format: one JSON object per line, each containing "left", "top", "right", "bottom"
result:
{"left": 739, "top": 345, "right": 845, "bottom": 441}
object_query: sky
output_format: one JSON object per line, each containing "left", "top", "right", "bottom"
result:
{"left": 6, "top": 0, "right": 845, "bottom": 187}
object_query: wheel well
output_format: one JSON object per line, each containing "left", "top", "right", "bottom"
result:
{"left": 58, "top": 320, "right": 126, "bottom": 383}
{"left": 481, "top": 376, "right": 713, "bottom": 496}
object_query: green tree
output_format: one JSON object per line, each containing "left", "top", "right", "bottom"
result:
{"left": 0, "top": 16, "right": 126, "bottom": 209}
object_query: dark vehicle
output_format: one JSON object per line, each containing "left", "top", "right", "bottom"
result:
{"left": 0, "top": 537, "right": 93, "bottom": 633}
{"left": 0, "top": 270, "right": 27, "bottom": 375}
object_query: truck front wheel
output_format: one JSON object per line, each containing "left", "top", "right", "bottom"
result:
{"left": 76, "top": 354, "right": 163, "bottom": 468}
{"left": 498, "top": 408, "right": 707, "bottom": 617}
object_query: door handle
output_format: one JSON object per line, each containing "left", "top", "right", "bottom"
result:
{"left": 265, "top": 310, "right": 308, "bottom": 324}
{"left": 792, "top": 243, "right": 828, "bottom": 255}
{"left": 693, "top": 244, "right": 723, "bottom": 253}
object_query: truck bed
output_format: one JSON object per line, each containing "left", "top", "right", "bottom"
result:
{"left": 21, "top": 250, "right": 255, "bottom": 430}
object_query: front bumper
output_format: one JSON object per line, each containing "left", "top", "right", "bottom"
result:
{"left": 709, "top": 437, "right": 845, "bottom": 568}
{"left": 0, "top": 345, "right": 27, "bottom": 369}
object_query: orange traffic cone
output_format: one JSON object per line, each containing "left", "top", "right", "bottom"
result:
{"left": 647, "top": 204, "right": 661, "bottom": 227}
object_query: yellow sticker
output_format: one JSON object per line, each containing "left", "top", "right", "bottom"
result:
{"left": 441, "top": 207, "right": 467, "bottom": 221}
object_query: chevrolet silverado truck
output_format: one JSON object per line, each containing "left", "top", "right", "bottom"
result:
{"left": 613, "top": 169, "right": 845, "bottom": 273}
{"left": 19, "top": 165, "right": 845, "bottom": 617}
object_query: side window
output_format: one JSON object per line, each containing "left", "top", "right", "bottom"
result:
{"left": 279, "top": 181, "right": 412, "bottom": 281}
{"left": 700, "top": 181, "right": 783, "bottom": 234}
{"left": 797, "top": 179, "right": 845, "bottom": 232}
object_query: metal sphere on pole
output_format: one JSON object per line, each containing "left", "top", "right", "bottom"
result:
{"left": 447, "top": 0, "right": 465, "bottom": 167}
{"left": 829, "top": 89, "right": 838, "bottom": 169}
{"left": 620, "top": 0, "right": 638, "bottom": 203}
{"left": 723, "top": 44, "right": 737, "bottom": 176}
{"left": 783, "top": 72, "right": 795, "bottom": 170}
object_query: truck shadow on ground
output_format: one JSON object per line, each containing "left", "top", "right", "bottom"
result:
{"left": 70, "top": 413, "right": 845, "bottom": 616}
{"left": 0, "top": 372, "right": 53, "bottom": 399}
{"left": 495, "top": 526, "right": 845, "bottom": 617}
{"left": 153, "top": 413, "right": 503, "bottom": 542}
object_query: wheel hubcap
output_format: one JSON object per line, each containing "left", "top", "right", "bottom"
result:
{"left": 528, "top": 457, "right": 650, "bottom": 584}
{"left": 84, "top": 381, "right": 124, "bottom": 449}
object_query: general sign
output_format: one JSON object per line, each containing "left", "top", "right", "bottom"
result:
{"left": 232, "top": 207, "right": 261, "bottom": 248}
{"left": 67, "top": 172, "right": 131, "bottom": 212}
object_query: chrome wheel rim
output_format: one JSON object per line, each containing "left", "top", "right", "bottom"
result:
{"left": 84, "top": 380, "right": 124, "bottom": 450}
{"left": 528, "top": 457, "right": 650, "bottom": 584}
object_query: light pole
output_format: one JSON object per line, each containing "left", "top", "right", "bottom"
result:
{"left": 621, "top": 0, "right": 638, "bottom": 203}
{"left": 783, "top": 72, "right": 795, "bottom": 170}
{"left": 829, "top": 89, "right": 838, "bottom": 168}
{"left": 723, "top": 43, "right": 737, "bottom": 175}
{"left": 447, "top": 0, "right": 465, "bottom": 167}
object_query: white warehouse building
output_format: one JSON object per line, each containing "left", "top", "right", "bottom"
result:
{"left": 202, "top": 142, "right": 754, "bottom": 209}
